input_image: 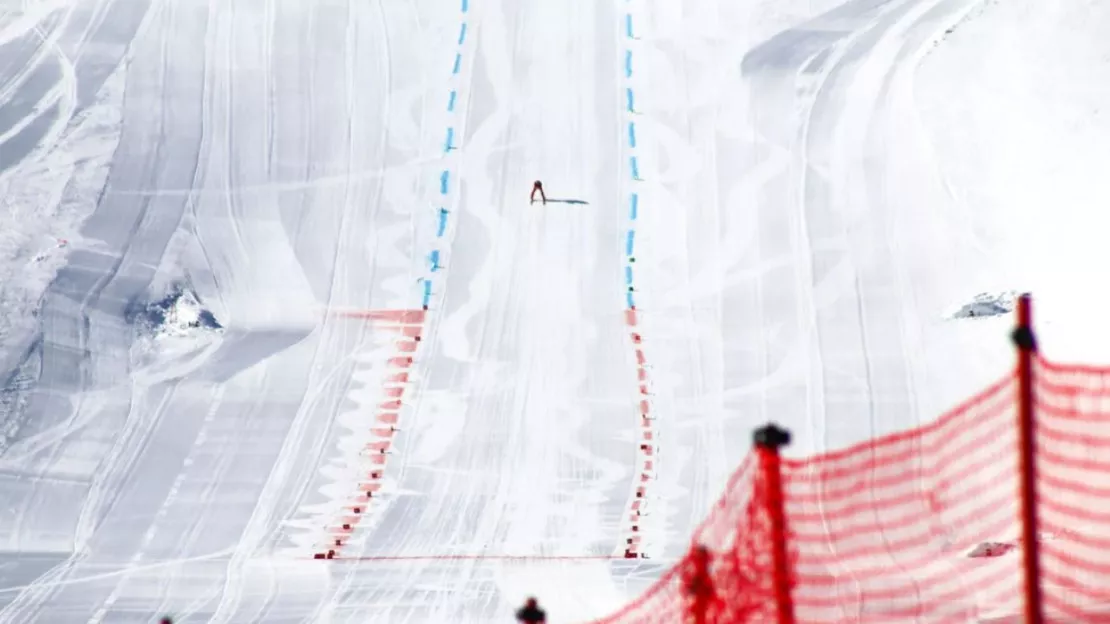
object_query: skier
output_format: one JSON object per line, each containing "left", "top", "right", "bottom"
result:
{"left": 530, "top": 180, "right": 546, "bottom": 205}
{"left": 516, "top": 597, "right": 547, "bottom": 623}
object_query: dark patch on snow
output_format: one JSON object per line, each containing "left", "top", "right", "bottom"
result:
{"left": 128, "top": 282, "right": 222, "bottom": 334}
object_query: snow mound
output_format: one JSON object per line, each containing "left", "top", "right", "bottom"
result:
{"left": 948, "top": 291, "right": 1022, "bottom": 320}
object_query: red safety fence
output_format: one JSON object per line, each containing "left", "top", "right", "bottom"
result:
{"left": 593, "top": 295, "right": 1110, "bottom": 623}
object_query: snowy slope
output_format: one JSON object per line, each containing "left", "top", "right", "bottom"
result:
{"left": 916, "top": 0, "right": 1110, "bottom": 362}
{"left": 0, "top": 0, "right": 1107, "bottom": 622}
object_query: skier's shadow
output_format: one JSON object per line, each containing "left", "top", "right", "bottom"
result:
{"left": 544, "top": 198, "right": 589, "bottom": 205}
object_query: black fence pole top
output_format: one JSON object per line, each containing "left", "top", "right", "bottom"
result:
{"left": 1012, "top": 293, "right": 1038, "bottom": 352}
{"left": 1011, "top": 325, "right": 1037, "bottom": 352}
{"left": 754, "top": 423, "right": 791, "bottom": 449}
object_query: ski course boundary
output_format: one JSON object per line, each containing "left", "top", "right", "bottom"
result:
{"left": 311, "top": 0, "right": 474, "bottom": 561}
{"left": 617, "top": 0, "right": 658, "bottom": 560}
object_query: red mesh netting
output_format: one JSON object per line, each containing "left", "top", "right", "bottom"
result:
{"left": 592, "top": 357, "right": 1110, "bottom": 623}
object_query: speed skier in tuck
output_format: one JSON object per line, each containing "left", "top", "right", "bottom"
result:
{"left": 530, "top": 180, "right": 546, "bottom": 205}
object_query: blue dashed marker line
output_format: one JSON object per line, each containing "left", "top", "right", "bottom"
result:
{"left": 425, "top": 4, "right": 469, "bottom": 312}
{"left": 624, "top": 9, "right": 638, "bottom": 310}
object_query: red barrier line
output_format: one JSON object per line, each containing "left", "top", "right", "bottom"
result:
{"left": 795, "top": 520, "right": 1017, "bottom": 585}
{"left": 1036, "top": 377, "right": 1110, "bottom": 400}
{"left": 1039, "top": 517, "right": 1110, "bottom": 552}
{"left": 782, "top": 390, "right": 1013, "bottom": 478}
{"left": 618, "top": 309, "right": 658, "bottom": 559}
{"left": 973, "top": 567, "right": 1030, "bottom": 614}
{"left": 795, "top": 501, "right": 1013, "bottom": 568}
{"left": 931, "top": 439, "right": 1016, "bottom": 491}
{"left": 694, "top": 484, "right": 759, "bottom": 545}
{"left": 795, "top": 553, "right": 1017, "bottom": 612}
{"left": 1041, "top": 397, "right": 1110, "bottom": 423}
{"left": 1041, "top": 591, "right": 1092, "bottom": 622}
{"left": 1034, "top": 413, "right": 1110, "bottom": 446}
{"left": 1042, "top": 541, "right": 1110, "bottom": 579}
{"left": 1040, "top": 572, "right": 1107, "bottom": 615}
{"left": 787, "top": 453, "right": 1015, "bottom": 529}
{"left": 1035, "top": 354, "right": 1110, "bottom": 375}
{"left": 1038, "top": 442, "right": 1110, "bottom": 475}
{"left": 1039, "top": 469, "right": 1110, "bottom": 506}
{"left": 1038, "top": 400, "right": 1110, "bottom": 425}
{"left": 326, "top": 309, "right": 428, "bottom": 324}
{"left": 1041, "top": 569, "right": 1110, "bottom": 608}
{"left": 311, "top": 310, "right": 426, "bottom": 559}
{"left": 783, "top": 417, "right": 1014, "bottom": 504}
{"left": 1035, "top": 388, "right": 1110, "bottom": 409}
{"left": 690, "top": 456, "right": 757, "bottom": 544}
{"left": 1041, "top": 494, "right": 1110, "bottom": 528}
{"left": 1034, "top": 365, "right": 1110, "bottom": 385}
{"left": 327, "top": 554, "right": 627, "bottom": 562}
{"left": 782, "top": 375, "right": 1013, "bottom": 468}
{"left": 692, "top": 491, "right": 761, "bottom": 544}
{"left": 788, "top": 485, "right": 1012, "bottom": 544}
{"left": 797, "top": 554, "right": 1018, "bottom": 613}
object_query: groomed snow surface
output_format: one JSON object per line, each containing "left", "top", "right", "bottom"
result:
{"left": 0, "top": 0, "right": 1108, "bottom": 621}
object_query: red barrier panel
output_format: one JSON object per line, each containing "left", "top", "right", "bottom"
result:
{"left": 593, "top": 295, "right": 1110, "bottom": 622}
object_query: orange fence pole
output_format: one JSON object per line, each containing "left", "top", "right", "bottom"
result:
{"left": 754, "top": 424, "right": 794, "bottom": 624}
{"left": 1013, "top": 294, "right": 1044, "bottom": 624}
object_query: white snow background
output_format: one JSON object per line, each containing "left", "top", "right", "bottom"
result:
{"left": 0, "top": 0, "right": 1107, "bottom": 621}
